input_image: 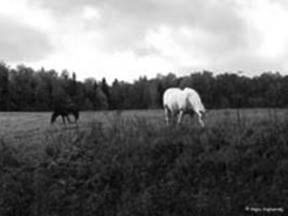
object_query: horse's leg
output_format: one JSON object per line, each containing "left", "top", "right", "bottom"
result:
{"left": 164, "top": 107, "right": 171, "bottom": 126}
{"left": 62, "top": 115, "right": 66, "bottom": 124}
{"left": 66, "top": 115, "right": 71, "bottom": 123}
{"left": 177, "top": 110, "right": 184, "bottom": 125}
{"left": 51, "top": 113, "right": 57, "bottom": 124}
{"left": 172, "top": 111, "right": 179, "bottom": 125}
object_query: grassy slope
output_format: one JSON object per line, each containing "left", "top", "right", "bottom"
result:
{"left": 0, "top": 109, "right": 288, "bottom": 215}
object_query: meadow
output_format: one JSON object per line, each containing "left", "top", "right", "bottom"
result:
{"left": 1, "top": 109, "right": 288, "bottom": 215}
{"left": 0, "top": 108, "right": 286, "bottom": 145}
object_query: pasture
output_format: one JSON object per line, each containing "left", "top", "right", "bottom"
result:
{"left": 1, "top": 109, "right": 288, "bottom": 216}
{"left": 0, "top": 108, "right": 286, "bottom": 145}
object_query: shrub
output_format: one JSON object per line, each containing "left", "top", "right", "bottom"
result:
{"left": 1, "top": 116, "right": 288, "bottom": 215}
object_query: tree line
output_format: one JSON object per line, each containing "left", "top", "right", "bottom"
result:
{"left": 0, "top": 62, "right": 287, "bottom": 111}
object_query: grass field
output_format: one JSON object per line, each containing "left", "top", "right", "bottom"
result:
{"left": 1, "top": 108, "right": 288, "bottom": 216}
{"left": 0, "top": 108, "right": 287, "bottom": 145}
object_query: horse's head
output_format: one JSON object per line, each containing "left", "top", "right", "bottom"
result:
{"left": 193, "top": 110, "right": 205, "bottom": 128}
{"left": 200, "top": 109, "right": 209, "bottom": 120}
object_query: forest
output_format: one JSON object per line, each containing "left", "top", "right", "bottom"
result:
{"left": 0, "top": 62, "right": 287, "bottom": 111}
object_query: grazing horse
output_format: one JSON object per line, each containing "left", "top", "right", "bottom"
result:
{"left": 50, "top": 105, "right": 79, "bottom": 124}
{"left": 163, "top": 87, "right": 206, "bottom": 127}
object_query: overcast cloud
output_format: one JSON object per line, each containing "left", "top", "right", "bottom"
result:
{"left": 0, "top": 15, "right": 52, "bottom": 62}
{"left": 0, "top": 0, "right": 288, "bottom": 81}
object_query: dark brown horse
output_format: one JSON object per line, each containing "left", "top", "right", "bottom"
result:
{"left": 51, "top": 104, "right": 79, "bottom": 124}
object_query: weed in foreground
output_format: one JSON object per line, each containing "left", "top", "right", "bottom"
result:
{"left": 1, "top": 116, "right": 288, "bottom": 215}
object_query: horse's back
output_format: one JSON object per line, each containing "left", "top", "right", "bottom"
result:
{"left": 53, "top": 103, "right": 78, "bottom": 112}
{"left": 51, "top": 103, "right": 79, "bottom": 123}
{"left": 163, "top": 88, "right": 186, "bottom": 111}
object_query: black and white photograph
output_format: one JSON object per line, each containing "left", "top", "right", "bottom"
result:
{"left": 0, "top": 0, "right": 287, "bottom": 215}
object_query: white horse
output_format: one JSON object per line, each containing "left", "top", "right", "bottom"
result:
{"left": 163, "top": 87, "right": 206, "bottom": 127}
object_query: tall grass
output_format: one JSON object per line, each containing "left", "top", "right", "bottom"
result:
{"left": 1, "top": 113, "right": 288, "bottom": 215}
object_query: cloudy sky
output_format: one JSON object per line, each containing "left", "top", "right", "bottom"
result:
{"left": 1, "top": 0, "right": 288, "bottom": 82}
